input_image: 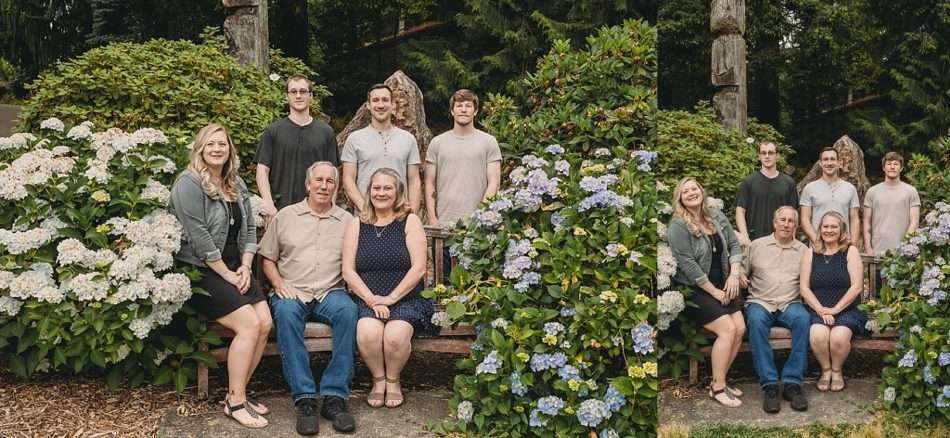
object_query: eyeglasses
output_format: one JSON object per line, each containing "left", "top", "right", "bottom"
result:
{"left": 288, "top": 89, "right": 311, "bottom": 96}
{"left": 759, "top": 151, "right": 777, "bottom": 156}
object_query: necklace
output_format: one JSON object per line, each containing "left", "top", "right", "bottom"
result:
{"left": 822, "top": 251, "right": 834, "bottom": 264}
{"left": 373, "top": 222, "right": 390, "bottom": 238}
{"left": 224, "top": 201, "right": 235, "bottom": 226}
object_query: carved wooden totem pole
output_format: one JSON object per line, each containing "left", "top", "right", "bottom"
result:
{"left": 711, "top": 0, "right": 747, "bottom": 135}
{"left": 222, "top": 0, "right": 270, "bottom": 71}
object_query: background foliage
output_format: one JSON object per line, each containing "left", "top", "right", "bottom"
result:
{"left": 656, "top": 103, "right": 792, "bottom": 211}
{"left": 425, "top": 20, "right": 657, "bottom": 436}
{"left": 16, "top": 29, "right": 324, "bottom": 171}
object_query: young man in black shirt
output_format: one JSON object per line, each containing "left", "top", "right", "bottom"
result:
{"left": 255, "top": 75, "right": 339, "bottom": 227}
{"left": 735, "top": 141, "right": 799, "bottom": 246}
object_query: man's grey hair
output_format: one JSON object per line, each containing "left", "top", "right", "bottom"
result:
{"left": 773, "top": 205, "right": 799, "bottom": 223}
{"left": 305, "top": 161, "right": 339, "bottom": 185}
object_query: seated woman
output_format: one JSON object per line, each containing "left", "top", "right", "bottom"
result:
{"left": 667, "top": 177, "right": 747, "bottom": 407}
{"left": 800, "top": 211, "right": 866, "bottom": 392}
{"left": 342, "top": 168, "right": 438, "bottom": 409}
{"left": 169, "top": 124, "right": 272, "bottom": 428}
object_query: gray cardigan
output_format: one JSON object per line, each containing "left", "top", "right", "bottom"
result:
{"left": 169, "top": 169, "right": 258, "bottom": 267}
{"left": 666, "top": 208, "right": 743, "bottom": 287}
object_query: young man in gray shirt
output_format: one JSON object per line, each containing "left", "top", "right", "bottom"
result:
{"left": 424, "top": 89, "right": 501, "bottom": 228}
{"left": 341, "top": 84, "right": 422, "bottom": 213}
{"left": 425, "top": 89, "right": 501, "bottom": 281}
{"left": 800, "top": 147, "right": 860, "bottom": 244}
{"left": 863, "top": 151, "right": 920, "bottom": 257}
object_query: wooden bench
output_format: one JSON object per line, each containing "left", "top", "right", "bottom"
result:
{"left": 687, "top": 255, "right": 897, "bottom": 384}
{"left": 196, "top": 226, "right": 474, "bottom": 398}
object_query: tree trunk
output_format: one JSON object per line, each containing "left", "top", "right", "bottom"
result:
{"left": 711, "top": 0, "right": 747, "bottom": 135}
{"left": 222, "top": 0, "right": 270, "bottom": 71}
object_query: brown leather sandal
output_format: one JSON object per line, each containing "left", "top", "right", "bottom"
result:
{"left": 366, "top": 375, "right": 386, "bottom": 408}
{"left": 224, "top": 397, "right": 268, "bottom": 428}
{"left": 385, "top": 378, "right": 404, "bottom": 408}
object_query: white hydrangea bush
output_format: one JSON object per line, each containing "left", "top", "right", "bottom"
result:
{"left": 0, "top": 119, "right": 205, "bottom": 382}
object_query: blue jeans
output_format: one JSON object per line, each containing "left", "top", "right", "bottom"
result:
{"left": 271, "top": 288, "right": 357, "bottom": 402}
{"left": 745, "top": 302, "right": 810, "bottom": 388}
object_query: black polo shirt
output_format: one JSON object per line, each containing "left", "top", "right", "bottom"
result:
{"left": 255, "top": 117, "right": 339, "bottom": 210}
{"left": 736, "top": 171, "right": 799, "bottom": 240}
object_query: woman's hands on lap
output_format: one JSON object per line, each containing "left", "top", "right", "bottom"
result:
{"left": 372, "top": 304, "right": 390, "bottom": 319}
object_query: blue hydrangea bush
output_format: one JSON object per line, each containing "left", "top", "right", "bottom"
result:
{"left": 0, "top": 120, "right": 226, "bottom": 390}
{"left": 424, "top": 20, "right": 657, "bottom": 437}
{"left": 863, "top": 202, "right": 950, "bottom": 423}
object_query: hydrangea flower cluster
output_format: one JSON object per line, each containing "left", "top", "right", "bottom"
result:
{"left": 502, "top": 238, "right": 541, "bottom": 292}
{"left": 630, "top": 323, "right": 655, "bottom": 354}
{"left": 656, "top": 290, "right": 686, "bottom": 331}
{"left": 476, "top": 350, "right": 503, "bottom": 375}
{"left": 0, "top": 120, "right": 196, "bottom": 376}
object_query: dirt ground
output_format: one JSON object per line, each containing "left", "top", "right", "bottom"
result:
{"left": 0, "top": 351, "right": 462, "bottom": 437}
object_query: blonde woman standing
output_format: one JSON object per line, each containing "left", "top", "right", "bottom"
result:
{"left": 169, "top": 124, "right": 272, "bottom": 428}
{"left": 667, "top": 177, "right": 747, "bottom": 407}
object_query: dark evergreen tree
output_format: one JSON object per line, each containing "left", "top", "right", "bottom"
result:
{"left": 854, "top": 0, "right": 950, "bottom": 155}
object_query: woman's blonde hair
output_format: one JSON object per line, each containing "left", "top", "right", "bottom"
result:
{"left": 672, "top": 176, "right": 714, "bottom": 237}
{"left": 813, "top": 211, "right": 851, "bottom": 253}
{"left": 187, "top": 124, "right": 239, "bottom": 200}
{"left": 359, "top": 168, "right": 410, "bottom": 223}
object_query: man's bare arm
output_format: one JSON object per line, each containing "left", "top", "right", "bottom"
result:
{"left": 483, "top": 161, "right": 501, "bottom": 201}
{"left": 407, "top": 164, "right": 422, "bottom": 213}
{"left": 342, "top": 162, "right": 364, "bottom": 212}
{"left": 424, "top": 163, "right": 439, "bottom": 225}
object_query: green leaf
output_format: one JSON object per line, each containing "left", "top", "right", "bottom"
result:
{"left": 105, "top": 367, "right": 123, "bottom": 389}
{"left": 446, "top": 301, "right": 466, "bottom": 320}
{"left": 174, "top": 367, "right": 188, "bottom": 393}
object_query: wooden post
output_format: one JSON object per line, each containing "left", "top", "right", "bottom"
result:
{"left": 222, "top": 0, "right": 270, "bottom": 71}
{"left": 711, "top": 0, "right": 747, "bottom": 135}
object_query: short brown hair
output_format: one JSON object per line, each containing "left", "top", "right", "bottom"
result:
{"left": 882, "top": 151, "right": 904, "bottom": 167}
{"left": 819, "top": 146, "right": 838, "bottom": 159}
{"left": 449, "top": 89, "right": 479, "bottom": 111}
{"left": 366, "top": 83, "right": 393, "bottom": 101}
{"left": 759, "top": 141, "right": 778, "bottom": 153}
{"left": 285, "top": 75, "right": 313, "bottom": 92}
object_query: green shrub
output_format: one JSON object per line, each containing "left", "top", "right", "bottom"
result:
{"left": 0, "top": 57, "right": 19, "bottom": 103}
{"left": 656, "top": 103, "right": 792, "bottom": 210}
{"left": 906, "top": 136, "right": 950, "bottom": 214}
{"left": 862, "top": 201, "right": 950, "bottom": 423}
{"left": 861, "top": 132, "right": 950, "bottom": 423}
{"left": 424, "top": 20, "right": 657, "bottom": 437}
{"left": 0, "top": 120, "right": 219, "bottom": 391}
{"left": 481, "top": 22, "right": 655, "bottom": 163}
{"left": 17, "top": 28, "right": 327, "bottom": 171}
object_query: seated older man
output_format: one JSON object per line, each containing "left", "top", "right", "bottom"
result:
{"left": 259, "top": 161, "right": 357, "bottom": 435}
{"left": 743, "top": 206, "right": 810, "bottom": 413}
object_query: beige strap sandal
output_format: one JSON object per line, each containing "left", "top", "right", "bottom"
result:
{"left": 385, "top": 378, "right": 404, "bottom": 408}
{"left": 366, "top": 376, "right": 386, "bottom": 408}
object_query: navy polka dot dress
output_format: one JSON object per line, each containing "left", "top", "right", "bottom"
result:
{"left": 355, "top": 218, "right": 439, "bottom": 335}
{"left": 807, "top": 249, "right": 867, "bottom": 334}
